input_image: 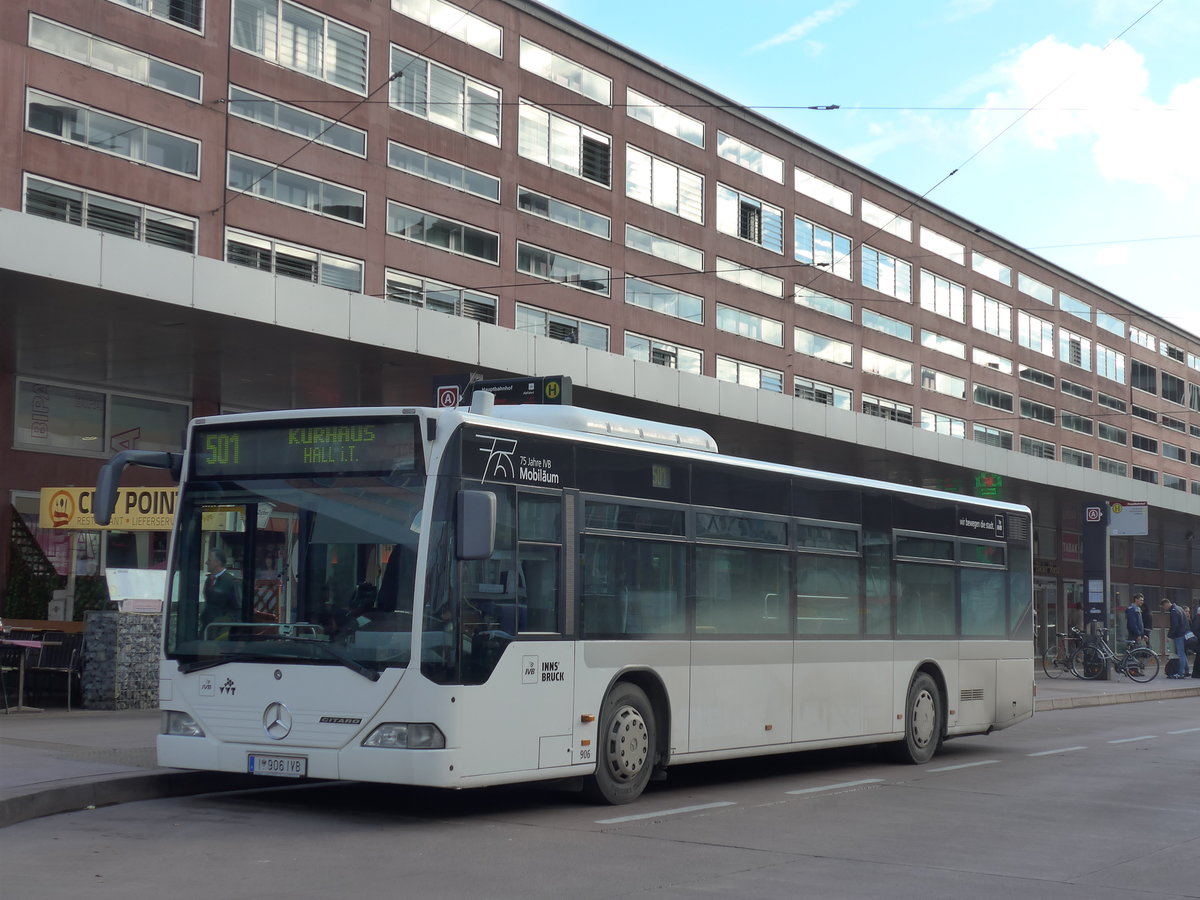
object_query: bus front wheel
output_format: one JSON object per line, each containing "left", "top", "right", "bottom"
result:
{"left": 585, "top": 682, "right": 656, "bottom": 805}
{"left": 890, "top": 672, "right": 943, "bottom": 764}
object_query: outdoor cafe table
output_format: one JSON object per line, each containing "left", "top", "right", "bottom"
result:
{"left": 1, "top": 637, "right": 54, "bottom": 712}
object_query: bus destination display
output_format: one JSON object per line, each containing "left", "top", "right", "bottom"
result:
{"left": 192, "top": 420, "right": 418, "bottom": 478}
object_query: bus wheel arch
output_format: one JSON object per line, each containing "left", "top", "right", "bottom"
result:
{"left": 890, "top": 664, "right": 945, "bottom": 765}
{"left": 584, "top": 670, "right": 670, "bottom": 805}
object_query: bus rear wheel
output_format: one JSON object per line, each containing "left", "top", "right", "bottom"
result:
{"left": 890, "top": 672, "right": 943, "bottom": 764}
{"left": 585, "top": 682, "right": 656, "bottom": 805}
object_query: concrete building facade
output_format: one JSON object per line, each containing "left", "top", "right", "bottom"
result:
{"left": 2, "top": 0, "right": 1197, "bottom": 644}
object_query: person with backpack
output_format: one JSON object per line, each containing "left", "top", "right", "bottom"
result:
{"left": 1160, "top": 598, "right": 1191, "bottom": 678}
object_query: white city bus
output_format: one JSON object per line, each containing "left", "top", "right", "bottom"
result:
{"left": 97, "top": 395, "right": 1034, "bottom": 804}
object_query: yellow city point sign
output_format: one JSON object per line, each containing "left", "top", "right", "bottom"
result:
{"left": 40, "top": 487, "right": 178, "bottom": 531}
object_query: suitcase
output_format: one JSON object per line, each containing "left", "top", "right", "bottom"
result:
{"left": 1166, "top": 658, "right": 1181, "bottom": 677}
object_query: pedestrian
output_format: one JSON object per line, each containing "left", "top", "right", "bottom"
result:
{"left": 1191, "top": 606, "right": 1200, "bottom": 680}
{"left": 1160, "top": 598, "right": 1191, "bottom": 678}
{"left": 1125, "top": 595, "right": 1145, "bottom": 647}
{"left": 1141, "top": 597, "right": 1154, "bottom": 648}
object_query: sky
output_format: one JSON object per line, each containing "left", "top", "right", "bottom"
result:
{"left": 538, "top": 0, "right": 1200, "bottom": 337}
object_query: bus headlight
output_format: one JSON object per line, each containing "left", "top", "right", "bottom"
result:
{"left": 162, "top": 711, "right": 205, "bottom": 737}
{"left": 362, "top": 723, "right": 446, "bottom": 749}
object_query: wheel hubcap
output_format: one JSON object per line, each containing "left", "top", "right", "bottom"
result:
{"left": 911, "top": 689, "right": 935, "bottom": 749}
{"left": 605, "top": 705, "right": 649, "bottom": 782}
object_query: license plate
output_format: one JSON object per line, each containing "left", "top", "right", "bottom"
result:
{"left": 247, "top": 754, "right": 307, "bottom": 778}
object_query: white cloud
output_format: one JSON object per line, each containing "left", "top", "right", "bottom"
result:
{"left": 750, "top": 0, "right": 857, "bottom": 54}
{"left": 968, "top": 37, "right": 1200, "bottom": 196}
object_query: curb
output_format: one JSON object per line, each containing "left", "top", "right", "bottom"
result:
{"left": 1034, "top": 683, "right": 1200, "bottom": 712}
{"left": 0, "top": 770, "right": 260, "bottom": 829}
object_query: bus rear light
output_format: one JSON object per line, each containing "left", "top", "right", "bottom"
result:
{"left": 162, "top": 711, "right": 205, "bottom": 737}
{"left": 362, "top": 723, "right": 446, "bottom": 749}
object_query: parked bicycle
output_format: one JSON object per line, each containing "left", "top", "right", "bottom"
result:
{"left": 1041, "top": 627, "right": 1085, "bottom": 679}
{"left": 1070, "top": 627, "right": 1160, "bottom": 682}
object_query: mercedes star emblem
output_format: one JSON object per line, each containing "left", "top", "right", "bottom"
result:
{"left": 263, "top": 701, "right": 292, "bottom": 740}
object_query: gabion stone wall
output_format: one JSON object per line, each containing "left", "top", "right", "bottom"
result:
{"left": 83, "top": 611, "right": 161, "bottom": 710}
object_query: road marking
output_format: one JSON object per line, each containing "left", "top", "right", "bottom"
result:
{"left": 785, "top": 778, "right": 884, "bottom": 795}
{"left": 1027, "top": 746, "right": 1087, "bottom": 757}
{"left": 927, "top": 760, "right": 999, "bottom": 773}
{"left": 1108, "top": 735, "right": 1157, "bottom": 744}
{"left": 595, "top": 801, "right": 736, "bottom": 824}
{"left": 1168, "top": 727, "right": 1200, "bottom": 735}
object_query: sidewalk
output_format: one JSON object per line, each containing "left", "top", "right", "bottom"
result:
{"left": 2, "top": 672, "right": 1198, "bottom": 828}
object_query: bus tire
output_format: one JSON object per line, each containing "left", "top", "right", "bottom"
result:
{"left": 584, "top": 682, "right": 656, "bottom": 805}
{"left": 890, "top": 672, "right": 943, "bottom": 764}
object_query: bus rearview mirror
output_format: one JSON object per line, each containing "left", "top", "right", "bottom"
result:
{"left": 457, "top": 490, "right": 496, "bottom": 560}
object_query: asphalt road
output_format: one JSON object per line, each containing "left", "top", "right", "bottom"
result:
{"left": 5, "top": 698, "right": 1198, "bottom": 900}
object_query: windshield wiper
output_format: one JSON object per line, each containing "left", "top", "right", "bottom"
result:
{"left": 178, "top": 652, "right": 264, "bottom": 673}
{"left": 271, "top": 635, "right": 381, "bottom": 682}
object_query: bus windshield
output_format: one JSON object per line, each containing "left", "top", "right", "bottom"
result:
{"left": 166, "top": 419, "right": 425, "bottom": 671}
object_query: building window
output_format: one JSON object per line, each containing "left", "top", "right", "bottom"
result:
{"left": 1098, "top": 457, "right": 1127, "bottom": 477}
{"left": 716, "top": 304, "right": 783, "bottom": 346}
{"left": 973, "top": 384, "right": 1013, "bottom": 411}
{"left": 921, "top": 367, "right": 966, "bottom": 399}
{"left": 1020, "top": 398, "right": 1055, "bottom": 425}
{"left": 104, "top": 0, "right": 202, "bottom": 31}
{"left": 715, "top": 258, "right": 783, "bottom": 298}
{"left": 919, "top": 227, "right": 964, "bottom": 266}
{"left": 1017, "top": 310, "right": 1054, "bottom": 356}
{"left": 1060, "top": 379, "right": 1092, "bottom": 401}
{"left": 861, "top": 199, "right": 911, "bottom": 241}
{"left": 516, "top": 303, "right": 608, "bottom": 349}
{"left": 971, "top": 292, "right": 1011, "bottom": 341}
{"left": 1020, "top": 436, "right": 1055, "bottom": 459}
{"left": 973, "top": 424, "right": 1013, "bottom": 450}
{"left": 15, "top": 378, "right": 190, "bottom": 457}
{"left": 862, "top": 395, "right": 912, "bottom": 425}
{"left": 1018, "top": 272, "right": 1053, "bottom": 304}
{"left": 798, "top": 218, "right": 853, "bottom": 280}
{"left": 971, "top": 251, "right": 1012, "bottom": 286}
{"left": 389, "top": 142, "right": 499, "bottom": 200}
{"left": 391, "top": 0, "right": 501, "bottom": 56}
{"left": 1059, "top": 293, "right": 1091, "bottom": 323}
{"left": 26, "top": 89, "right": 200, "bottom": 178}
{"left": 520, "top": 38, "right": 610, "bottom": 105}
{"left": 718, "top": 186, "right": 783, "bottom": 253}
{"left": 919, "top": 270, "right": 965, "bottom": 322}
{"left": 795, "top": 285, "right": 851, "bottom": 321}
{"left": 625, "top": 225, "right": 702, "bottom": 270}
{"left": 1161, "top": 340, "right": 1186, "bottom": 364}
{"left": 921, "top": 411, "right": 965, "bottom": 438}
{"left": 1019, "top": 364, "right": 1055, "bottom": 389}
{"left": 1131, "top": 360, "right": 1157, "bottom": 394}
{"left": 233, "top": 0, "right": 368, "bottom": 93}
{"left": 387, "top": 270, "right": 497, "bottom": 323}
{"left": 794, "top": 166, "right": 851, "bottom": 214}
{"left": 1130, "top": 326, "right": 1156, "bottom": 351}
{"left": 921, "top": 330, "right": 965, "bottom": 359}
{"left": 25, "top": 175, "right": 197, "bottom": 253}
{"left": 517, "top": 187, "right": 609, "bottom": 237}
{"left": 233, "top": 86, "right": 365, "bottom": 155}
{"left": 386, "top": 201, "right": 499, "bottom": 263}
{"left": 1131, "top": 466, "right": 1158, "bottom": 485}
{"left": 716, "top": 357, "right": 783, "bottom": 393}
{"left": 1098, "top": 422, "right": 1126, "bottom": 445}
{"left": 517, "top": 242, "right": 610, "bottom": 295}
{"left": 625, "top": 277, "right": 703, "bottom": 323}
{"left": 1058, "top": 329, "right": 1091, "bottom": 371}
{"left": 1163, "top": 442, "right": 1187, "bottom": 462}
{"left": 1096, "top": 310, "right": 1125, "bottom": 338}
{"left": 1162, "top": 372, "right": 1185, "bottom": 405}
{"left": 795, "top": 377, "right": 851, "bottom": 410}
{"left": 1061, "top": 447, "right": 1092, "bottom": 468}
{"left": 1163, "top": 414, "right": 1185, "bottom": 432}
{"left": 1098, "top": 392, "right": 1126, "bottom": 413}
{"left": 795, "top": 328, "right": 852, "bottom": 367}
{"left": 625, "top": 145, "right": 702, "bottom": 221}
{"left": 625, "top": 332, "right": 702, "bottom": 374}
{"left": 226, "top": 228, "right": 362, "bottom": 291}
{"left": 1132, "top": 433, "right": 1158, "bottom": 454}
{"left": 228, "top": 153, "right": 364, "bottom": 224}
{"left": 1163, "top": 473, "right": 1187, "bottom": 493}
{"left": 1060, "top": 412, "right": 1093, "bottom": 436}
{"left": 391, "top": 45, "right": 500, "bottom": 143}
{"left": 972, "top": 348, "right": 1013, "bottom": 375}
{"left": 1096, "top": 344, "right": 1126, "bottom": 384}
{"left": 717, "top": 132, "right": 783, "bottom": 182}
{"left": 1131, "top": 405, "right": 1157, "bottom": 424}
{"left": 626, "top": 88, "right": 704, "bottom": 147}
{"left": 863, "top": 349, "right": 913, "bottom": 384}
{"left": 30, "top": 16, "right": 202, "bottom": 101}
{"left": 861, "top": 245, "right": 911, "bottom": 300}
{"left": 863, "top": 309, "right": 912, "bottom": 341}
